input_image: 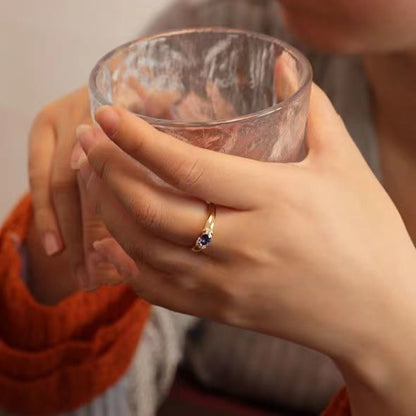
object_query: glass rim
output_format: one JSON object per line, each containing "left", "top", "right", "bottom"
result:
{"left": 89, "top": 27, "right": 313, "bottom": 129}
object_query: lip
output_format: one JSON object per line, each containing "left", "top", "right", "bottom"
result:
{"left": 89, "top": 27, "right": 313, "bottom": 129}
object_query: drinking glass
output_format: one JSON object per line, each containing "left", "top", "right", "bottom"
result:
{"left": 89, "top": 28, "right": 312, "bottom": 163}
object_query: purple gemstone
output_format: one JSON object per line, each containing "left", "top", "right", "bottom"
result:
{"left": 199, "top": 234, "right": 211, "bottom": 246}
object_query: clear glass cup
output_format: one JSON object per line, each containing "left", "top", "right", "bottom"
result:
{"left": 89, "top": 28, "right": 312, "bottom": 163}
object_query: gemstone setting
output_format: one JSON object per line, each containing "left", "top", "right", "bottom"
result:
{"left": 193, "top": 229, "right": 213, "bottom": 251}
{"left": 199, "top": 234, "right": 211, "bottom": 246}
{"left": 192, "top": 203, "right": 216, "bottom": 253}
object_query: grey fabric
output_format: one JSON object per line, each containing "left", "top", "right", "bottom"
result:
{"left": 185, "top": 322, "right": 344, "bottom": 412}
{"left": 126, "top": 307, "right": 196, "bottom": 416}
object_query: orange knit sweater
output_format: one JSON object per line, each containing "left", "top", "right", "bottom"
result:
{"left": 0, "top": 195, "right": 349, "bottom": 415}
{"left": 322, "top": 387, "right": 350, "bottom": 416}
{"left": 0, "top": 195, "right": 151, "bottom": 415}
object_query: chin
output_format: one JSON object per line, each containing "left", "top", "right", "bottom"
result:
{"left": 282, "top": 11, "right": 367, "bottom": 55}
{"left": 299, "top": 34, "right": 365, "bottom": 55}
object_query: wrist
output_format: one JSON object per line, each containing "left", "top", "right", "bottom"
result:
{"left": 335, "top": 253, "right": 416, "bottom": 415}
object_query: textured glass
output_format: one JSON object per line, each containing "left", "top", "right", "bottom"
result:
{"left": 89, "top": 28, "right": 312, "bottom": 163}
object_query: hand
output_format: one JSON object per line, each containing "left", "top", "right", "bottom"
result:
{"left": 74, "top": 84, "right": 416, "bottom": 415}
{"left": 113, "top": 76, "right": 237, "bottom": 121}
{"left": 28, "top": 87, "right": 120, "bottom": 290}
{"left": 74, "top": 83, "right": 416, "bottom": 357}
{"left": 76, "top": 84, "right": 416, "bottom": 414}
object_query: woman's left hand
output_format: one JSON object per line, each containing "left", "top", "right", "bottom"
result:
{"left": 73, "top": 85, "right": 416, "bottom": 365}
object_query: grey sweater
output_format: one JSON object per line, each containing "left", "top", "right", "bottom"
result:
{"left": 4, "top": 1, "right": 379, "bottom": 415}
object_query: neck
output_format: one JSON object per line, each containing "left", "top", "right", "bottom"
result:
{"left": 362, "top": 51, "right": 416, "bottom": 152}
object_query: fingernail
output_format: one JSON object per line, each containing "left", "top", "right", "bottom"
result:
{"left": 93, "top": 239, "right": 106, "bottom": 252}
{"left": 75, "top": 124, "right": 92, "bottom": 139}
{"left": 70, "top": 142, "right": 87, "bottom": 170}
{"left": 43, "top": 231, "right": 62, "bottom": 256}
{"left": 92, "top": 241, "right": 113, "bottom": 266}
{"left": 95, "top": 106, "right": 120, "bottom": 135}
{"left": 76, "top": 124, "right": 97, "bottom": 151}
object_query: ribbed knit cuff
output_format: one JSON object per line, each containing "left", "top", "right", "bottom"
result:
{"left": 321, "top": 387, "right": 350, "bottom": 416}
{"left": 0, "top": 195, "right": 151, "bottom": 415}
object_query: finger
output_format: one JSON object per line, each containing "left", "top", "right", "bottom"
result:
{"left": 205, "top": 81, "right": 237, "bottom": 120}
{"left": 92, "top": 106, "right": 270, "bottom": 208}
{"left": 94, "top": 239, "right": 200, "bottom": 314}
{"left": 70, "top": 141, "right": 86, "bottom": 170}
{"left": 173, "top": 91, "right": 213, "bottom": 122}
{"left": 304, "top": 84, "right": 351, "bottom": 158}
{"left": 77, "top": 165, "right": 217, "bottom": 277}
{"left": 93, "top": 237, "right": 222, "bottom": 319}
{"left": 93, "top": 237, "right": 140, "bottom": 280}
{"left": 76, "top": 125, "right": 238, "bottom": 251}
{"left": 128, "top": 77, "right": 181, "bottom": 119}
{"left": 113, "top": 77, "right": 181, "bottom": 119}
{"left": 50, "top": 131, "right": 86, "bottom": 280}
{"left": 28, "top": 115, "right": 63, "bottom": 255}
{"left": 274, "top": 51, "right": 300, "bottom": 102}
{"left": 77, "top": 173, "right": 123, "bottom": 289}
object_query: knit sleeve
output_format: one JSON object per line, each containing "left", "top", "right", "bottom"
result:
{"left": 0, "top": 195, "right": 151, "bottom": 415}
{"left": 321, "top": 387, "right": 351, "bottom": 416}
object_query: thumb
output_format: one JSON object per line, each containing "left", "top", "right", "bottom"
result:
{"left": 305, "top": 84, "right": 351, "bottom": 158}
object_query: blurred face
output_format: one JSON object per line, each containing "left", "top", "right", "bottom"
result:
{"left": 278, "top": 0, "right": 416, "bottom": 54}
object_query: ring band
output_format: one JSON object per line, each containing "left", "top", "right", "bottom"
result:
{"left": 192, "top": 203, "right": 216, "bottom": 252}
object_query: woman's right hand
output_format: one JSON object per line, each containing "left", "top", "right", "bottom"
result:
{"left": 28, "top": 87, "right": 120, "bottom": 290}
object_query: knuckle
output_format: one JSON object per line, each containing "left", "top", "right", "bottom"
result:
{"left": 216, "top": 278, "right": 237, "bottom": 303}
{"left": 124, "top": 240, "right": 148, "bottom": 264}
{"left": 128, "top": 133, "right": 145, "bottom": 159}
{"left": 83, "top": 217, "right": 107, "bottom": 239}
{"left": 33, "top": 206, "right": 54, "bottom": 231}
{"left": 133, "top": 245, "right": 149, "bottom": 265}
{"left": 122, "top": 118, "right": 150, "bottom": 156}
{"left": 173, "top": 272, "right": 199, "bottom": 290}
{"left": 214, "top": 280, "right": 248, "bottom": 326}
{"left": 170, "top": 259, "right": 194, "bottom": 276}
{"left": 171, "top": 158, "right": 204, "bottom": 190}
{"left": 138, "top": 201, "right": 163, "bottom": 231}
{"left": 28, "top": 167, "right": 47, "bottom": 189}
{"left": 88, "top": 261, "right": 117, "bottom": 282}
{"left": 105, "top": 119, "right": 121, "bottom": 141}
{"left": 32, "top": 106, "right": 53, "bottom": 129}
{"left": 51, "top": 175, "right": 77, "bottom": 197}
{"left": 90, "top": 146, "right": 113, "bottom": 181}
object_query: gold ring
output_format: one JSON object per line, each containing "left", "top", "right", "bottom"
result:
{"left": 192, "top": 203, "right": 216, "bottom": 252}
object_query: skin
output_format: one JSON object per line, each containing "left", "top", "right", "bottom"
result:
{"left": 27, "top": 0, "right": 416, "bottom": 295}
{"left": 278, "top": 0, "right": 416, "bottom": 54}
{"left": 362, "top": 54, "right": 416, "bottom": 242}
{"left": 24, "top": 0, "right": 416, "bottom": 413}
{"left": 74, "top": 90, "right": 416, "bottom": 416}
{"left": 27, "top": 87, "right": 121, "bottom": 294}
